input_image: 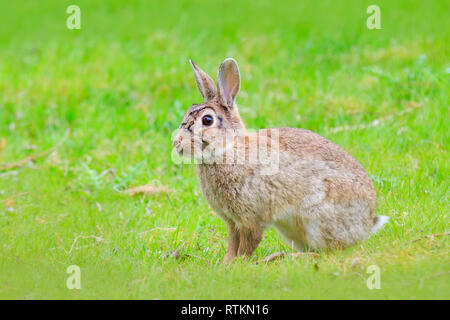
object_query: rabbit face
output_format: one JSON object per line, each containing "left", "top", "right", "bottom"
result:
{"left": 173, "top": 58, "right": 245, "bottom": 162}
{"left": 173, "top": 103, "right": 242, "bottom": 161}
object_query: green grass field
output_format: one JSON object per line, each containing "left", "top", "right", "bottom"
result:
{"left": 0, "top": 0, "right": 448, "bottom": 299}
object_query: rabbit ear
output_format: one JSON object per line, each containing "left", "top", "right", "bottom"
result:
{"left": 189, "top": 59, "right": 217, "bottom": 101}
{"left": 217, "top": 58, "right": 240, "bottom": 108}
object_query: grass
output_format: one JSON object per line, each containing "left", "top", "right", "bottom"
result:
{"left": 0, "top": 0, "right": 448, "bottom": 299}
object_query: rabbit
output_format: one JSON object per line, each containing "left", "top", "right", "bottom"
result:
{"left": 173, "top": 58, "right": 389, "bottom": 263}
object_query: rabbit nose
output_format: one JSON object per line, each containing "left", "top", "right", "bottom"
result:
{"left": 173, "top": 134, "right": 183, "bottom": 147}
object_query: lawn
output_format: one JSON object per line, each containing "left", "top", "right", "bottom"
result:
{"left": 0, "top": 0, "right": 448, "bottom": 299}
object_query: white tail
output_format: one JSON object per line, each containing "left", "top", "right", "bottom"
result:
{"left": 371, "top": 215, "right": 389, "bottom": 234}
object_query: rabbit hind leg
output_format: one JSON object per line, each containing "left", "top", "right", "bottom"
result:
{"left": 273, "top": 214, "right": 309, "bottom": 251}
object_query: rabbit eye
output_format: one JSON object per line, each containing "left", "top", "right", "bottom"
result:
{"left": 202, "top": 115, "right": 214, "bottom": 126}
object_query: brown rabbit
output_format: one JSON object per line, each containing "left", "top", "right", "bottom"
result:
{"left": 173, "top": 58, "right": 388, "bottom": 263}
